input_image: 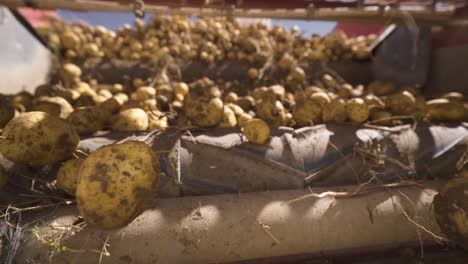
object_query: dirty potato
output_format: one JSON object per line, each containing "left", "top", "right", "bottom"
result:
{"left": 242, "top": 118, "right": 270, "bottom": 144}
{"left": 0, "top": 112, "right": 79, "bottom": 167}
{"left": 111, "top": 108, "right": 149, "bottom": 131}
{"left": 386, "top": 91, "right": 416, "bottom": 115}
{"left": 56, "top": 158, "right": 84, "bottom": 195}
{"left": 67, "top": 107, "right": 109, "bottom": 135}
{"left": 217, "top": 106, "right": 237, "bottom": 128}
{"left": 426, "top": 99, "right": 466, "bottom": 122}
{"left": 292, "top": 99, "right": 321, "bottom": 127}
{"left": 345, "top": 98, "right": 369, "bottom": 123}
{"left": 76, "top": 141, "right": 160, "bottom": 229}
{"left": 184, "top": 96, "right": 224, "bottom": 127}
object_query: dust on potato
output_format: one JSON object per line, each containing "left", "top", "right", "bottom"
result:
{"left": 386, "top": 91, "right": 416, "bottom": 115}
{"left": 56, "top": 158, "right": 84, "bottom": 195}
{"left": 426, "top": 98, "right": 466, "bottom": 122}
{"left": 0, "top": 112, "right": 79, "bottom": 167}
{"left": 76, "top": 141, "right": 160, "bottom": 229}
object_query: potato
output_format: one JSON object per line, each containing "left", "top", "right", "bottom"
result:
{"left": 386, "top": 91, "right": 416, "bottom": 115}
{"left": 345, "top": 98, "right": 369, "bottom": 123}
{"left": 289, "top": 67, "right": 306, "bottom": 81}
{"left": 278, "top": 53, "right": 294, "bottom": 70}
{"left": 225, "top": 103, "right": 244, "bottom": 116}
{"left": 111, "top": 108, "right": 149, "bottom": 131}
{"left": 0, "top": 112, "right": 79, "bottom": 167}
{"left": 67, "top": 107, "right": 109, "bottom": 135}
{"left": 292, "top": 99, "right": 321, "bottom": 127}
{"left": 0, "top": 164, "right": 8, "bottom": 190}
{"left": 54, "top": 87, "right": 81, "bottom": 102}
{"left": 184, "top": 96, "right": 224, "bottom": 127}
{"left": 217, "top": 107, "right": 237, "bottom": 128}
{"left": 61, "top": 31, "right": 81, "bottom": 50}
{"left": 368, "top": 81, "right": 396, "bottom": 96}
{"left": 442, "top": 92, "right": 464, "bottom": 102}
{"left": 337, "top": 84, "right": 353, "bottom": 98}
{"left": 131, "top": 86, "right": 156, "bottom": 101}
{"left": 237, "top": 113, "right": 253, "bottom": 127}
{"left": 242, "top": 118, "right": 270, "bottom": 145}
{"left": 0, "top": 98, "right": 15, "bottom": 128}
{"left": 11, "top": 91, "right": 34, "bottom": 111}
{"left": 310, "top": 92, "right": 331, "bottom": 107}
{"left": 370, "top": 107, "right": 393, "bottom": 125}
{"left": 322, "top": 98, "right": 347, "bottom": 123}
{"left": 76, "top": 141, "right": 160, "bottom": 229}
{"left": 33, "top": 96, "right": 74, "bottom": 119}
{"left": 56, "top": 158, "right": 84, "bottom": 195}
{"left": 236, "top": 96, "right": 255, "bottom": 112}
{"left": 62, "top": 63, "right": 82, "bottom": 85}
{"left": 174, "top": 82, "right": 189, "bottom": 96}
{"left": 364, "top": 94, "right": 385, "bottom": 108}
{"left": 256, "top": 99, "right": 287, "bottom": 127}
{"left": 99, "top": 93, "right": 129, "bottom": 114}
{"left": 147, "top": 111, "right": 168, "bottom": 130}
{"left": 426, "top": 98, "right": 466, "bottom": 122}
{"left": 224, "top": 92, "right": 238, "bottom": 103}
{"left": 247, "top": 67, "right": 259, "bottom": 79}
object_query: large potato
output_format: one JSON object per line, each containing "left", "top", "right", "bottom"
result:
{"left": 76, "top": 141, "right": 160, "bottom": 229}
{"left": 33, "top": 96, "right": 74, "bottom": 119}
{"left": 0, "top": 112, "right": 79, "bottom": 167}
{"left": 111, "top": 108, "right": 149, "bottom": 131}
{"left": 56, "top": 158, "right": 84, "bottom": 195}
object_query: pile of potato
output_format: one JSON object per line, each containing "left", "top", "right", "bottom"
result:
{"left": 38, "top": 15, "right": 374, "bottom": 68}
{"left": 0, "top": 16, "right": 466, "bottom": 231}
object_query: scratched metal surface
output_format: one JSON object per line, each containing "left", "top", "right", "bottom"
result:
{"left": 72, "top": 123, "right": 468, "bottom": 197}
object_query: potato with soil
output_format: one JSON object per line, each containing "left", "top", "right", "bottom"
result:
{"left": 386, "top": 91, "right": 416, "bottom": 115}
{"left": 345, "top": 98, "right": 369, "bottom": 123}
{"left": 111, "top": 108, "right": 149, "bottom": 132}
{"left": 217, "top": 107, "right": 237, "bottom": 128}
{"left": 0, "top": 112, "right": 79, "bottom": 167}
{"left": 67, "top": 107, "right": 109, "bottom": 135}
{"left": 76, "top": 141, "right": 160, "bottom": 229}
{"left": 184, "top": 96, "right": 224, "bottom": 127}
{"left": 292, "top": 98, "right": 321, "bottom": 127}
{"left": 56, "top": 158, "right": 84, "bottom": 195}
{"left": 242, "top": 118, "right": 270, "bottom": 145}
